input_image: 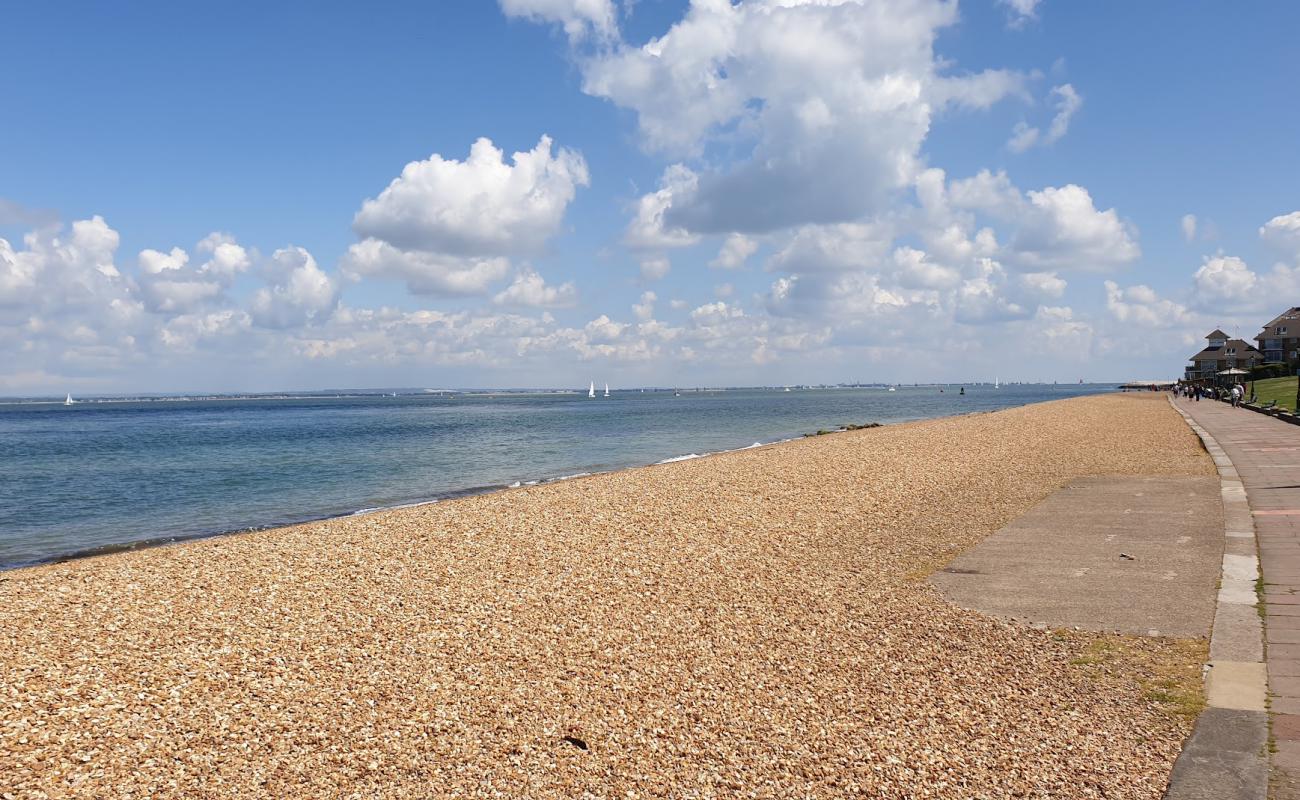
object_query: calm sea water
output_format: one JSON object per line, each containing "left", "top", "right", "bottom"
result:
{"left": 0, "top": 384, "right": 1115, "bottom": 569}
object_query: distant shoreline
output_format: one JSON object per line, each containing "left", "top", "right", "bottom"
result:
{"left": 0, "top": 382, "right": 1120, "bottom": 406}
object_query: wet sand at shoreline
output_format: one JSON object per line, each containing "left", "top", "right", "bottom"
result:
{"left": 1, "top": 393, "right": 1213, "bottom": 798}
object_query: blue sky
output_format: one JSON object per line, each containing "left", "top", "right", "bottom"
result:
{"left": 3, "top": 0, "right": 1299, "bottom": 393}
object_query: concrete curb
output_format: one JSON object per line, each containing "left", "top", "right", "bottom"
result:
{"left": 1241, "top": 402, "right": 1300, "bottom": 426}
{"left": 1166, "top": 398, "right": 1270, "bottom": 799}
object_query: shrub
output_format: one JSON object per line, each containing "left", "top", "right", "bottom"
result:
{"left": 1251, "top": 363, "right": 1290, "bottom": 380}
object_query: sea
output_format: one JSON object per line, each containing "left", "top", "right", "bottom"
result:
{"left": 0, "top": 383, "right": 1116, "bottom": 569}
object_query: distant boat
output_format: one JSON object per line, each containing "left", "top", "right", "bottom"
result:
{"left": 783, "top": 386, "right": 791, "bottom": 392}
{"left": 888, "top": 386, "right": 896, "bottom": 392}
{"left": 64, "top": 393, "right": 74, "bottom": 406}
{"left": 588, "top": 381, "right": 596, "bottom": 399}
{"left": 604, "top": 383, "right": 610, "bottom": 398}
{"left": 674, "top": 388, "right": 681, "bottom": 397}
{"left": 994, "top": 376, "right": 999, "bottom": 389}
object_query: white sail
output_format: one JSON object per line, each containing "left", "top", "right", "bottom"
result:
{"left": 604, "top": 383, "right": 610, "bottom": 397}
{"left": 994, "top": 376, "right": 999, "bottom": 389}
{"left": 64, "top": 393, "right": 74, "bottom": 406}
{"left": 588, "top": 381, "right": 596, "bottom": 398}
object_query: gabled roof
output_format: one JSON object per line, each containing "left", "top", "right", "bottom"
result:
{"left": 1256, "top": 308, "right": 1300, "bottom": 339}
{"left": 1189, "top": 339, "right": 1263, "bottom": 362}
{"left": 1206, "top": 329, "right": 1230, "bottom": 339}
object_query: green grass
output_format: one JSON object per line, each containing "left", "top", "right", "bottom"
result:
{"left": 1247, "top": 375, "right": 1298, "bottom": 411}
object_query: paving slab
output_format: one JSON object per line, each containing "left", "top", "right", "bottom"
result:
{"left": 1212, "top": 604, "right": 1265, "bottom": 662}
{"left": 1181, "top": 397, "right": 1300, "bottom": 798}
{"left": 931, "top": 475, "right": 1221, "bottom": 636}
{"left": 1163, "top": 708, "right": 1268, "bottom": 800}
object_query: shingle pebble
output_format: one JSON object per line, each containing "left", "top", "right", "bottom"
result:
{"left": 0, "top": 394, "right": 1212, "bottom": 798}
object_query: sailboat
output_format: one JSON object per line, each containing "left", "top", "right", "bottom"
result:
{"left": 64, "top": 393, "right": 74, "bottom": 406}
{"left": 604, "top": 383, "right": 610, "bottom": 398}
{"left": 994, "top": 376, "right": 1000, "bottom": 390}
{"left": 588, "top": 381, "right": 596, "bottom": 398}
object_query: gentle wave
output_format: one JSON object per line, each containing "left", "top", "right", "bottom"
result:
{"left": 657, "top": 453, "right": 704, "bottom": 464}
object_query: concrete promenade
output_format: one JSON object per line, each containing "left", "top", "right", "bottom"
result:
{"left": 932, "top": 475, "right": 1222, "bottom": 637}
{"left": 1181, "top": 396, "right": 1300, "bottom": 797}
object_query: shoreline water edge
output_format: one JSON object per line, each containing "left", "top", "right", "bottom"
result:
{"left": 2, "top": 386, "right": 1114, "bottom": 571}
{"left": 19, "top": 436, "right": 787, "bottom": 572}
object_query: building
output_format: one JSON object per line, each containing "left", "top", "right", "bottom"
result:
{"left": 1254, "top": 307, "right": 1300, "bottom": 367}
{"left": 1185, "top": 329, "right": 1264, "bottom": 381}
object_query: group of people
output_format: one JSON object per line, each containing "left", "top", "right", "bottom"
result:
{"left": 1174, "top": 382, "right": 1248, "bottom": 407}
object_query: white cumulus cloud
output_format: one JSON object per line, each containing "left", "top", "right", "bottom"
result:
{"left": 578, "top": 0, "right": 1027, "bottom": 235}
{"left": 638, "top": 256, "right": 671, "bottom": 281}
{"left": 1192, "top": 254, "right": 1256, "bottom": 307}
{"left": 632, "top": 290, "right": 656, "bottom": 321}
{"left": 250, "top": 246, "right": 338, "bottom": 329}
{"left": 354, "top": 136, "right": 588, "bottom": 258}
{"left": 492, "top": 266, "right": 578, "bottom": 308}
{"left": 1190, "top": 252, "right": 1300, "bottom": 313}
{"left": 1104, "top": 280, "right": 1191, "bottom": 327}
{"left": 1019, "top": 271, "right": 1067, "bottom": 299}
{"left": 998, "top": 0, "right": 1043, "bottom": 29}
{"left": 709, "top": 233, "right": 758, "bottom": 270}
{"left": 1009, "top": 185, "right": 1139, "bottom": 271}
{"left": 1008, "top": 84, "right": 1082, "bottom": 153}
{"left": 498, "top": 0, "right": 617, "bottom": 42}
{"left": 624, "top": 165, "right": 701, "bottom": 250}
{"left": 341, "top": 238, "right": 511, "bottom": 296}
{"left": 1261, "top": 211, "right": 1300, "bottom": 257}
{"left": 196, "top": 232, "right": 252, "bottom": 279}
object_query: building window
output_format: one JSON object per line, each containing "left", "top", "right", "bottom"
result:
{"left": 1278, "top": 326, "right": 1288, "bottom": 335}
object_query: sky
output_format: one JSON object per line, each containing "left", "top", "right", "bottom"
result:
{"left": 2, "top": 0, "right": 1299, "bottom": 394}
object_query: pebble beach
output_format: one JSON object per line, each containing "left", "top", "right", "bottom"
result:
{"left": 1, "top": 393, "right": 1214, "bottom": 799}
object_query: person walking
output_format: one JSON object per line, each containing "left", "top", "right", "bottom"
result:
{"left": 1231, "top": 383, "right": 1242, "bottom": 407}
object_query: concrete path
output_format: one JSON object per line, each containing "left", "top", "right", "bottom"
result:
{"left": 931, "top": 475, "right": 1222, "bottom": 636}
{"left": 1181, "top": 396, "right": 1300, "bottom": 798}
{"left": 932, "top": 398, "right": 1271, "bottom": 799}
